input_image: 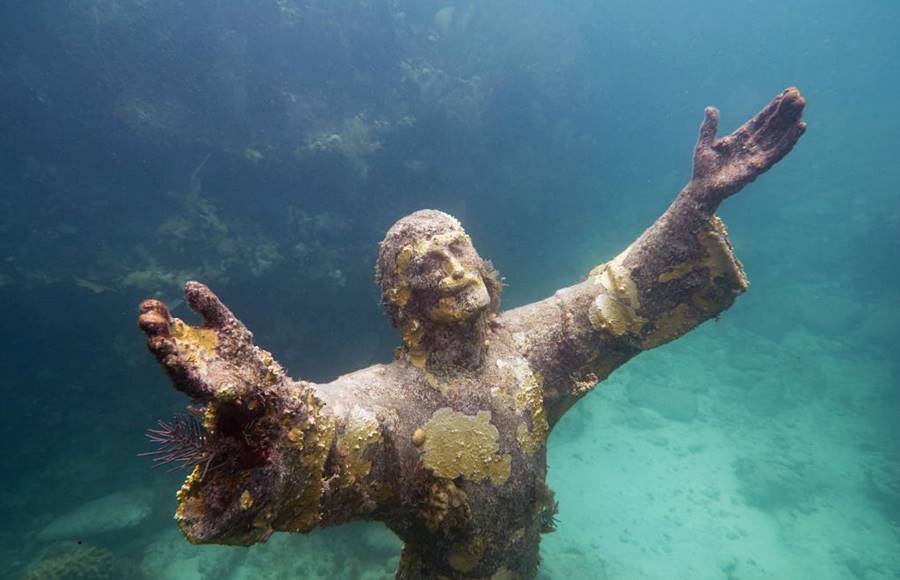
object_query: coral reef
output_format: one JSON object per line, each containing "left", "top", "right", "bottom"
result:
{"left": 2, "top": 0, "right": 596, "bottom": 303}
{"left": 138, "top": 90, "right": 805, "bottom": 578}
{"left": 21, "top": 543, "right": 145, "bottom": 580}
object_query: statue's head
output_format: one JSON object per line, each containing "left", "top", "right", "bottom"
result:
{"left": 376, "top": 210, "right": 501, "bottom": 365}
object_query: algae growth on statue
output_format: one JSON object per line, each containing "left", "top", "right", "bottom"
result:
{"left": 138, "top": 88, "right": 806, "bottom": 579}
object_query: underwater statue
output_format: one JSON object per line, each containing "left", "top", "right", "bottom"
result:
{"left": 139, "top": 88, "right": 806, "bottom": 579}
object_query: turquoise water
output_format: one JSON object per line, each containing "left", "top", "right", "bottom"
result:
{"left": 2, "top": 1, "right": 898, "bottom": 578}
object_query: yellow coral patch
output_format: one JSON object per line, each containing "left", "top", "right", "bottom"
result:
{"left": 176, "top": 464, "right": 203, "bottom": 505}
{"left": 514, "top": 375, "right": 548, "bottom": 456}
{"left": 641, "top": 303, "right": 694, "bottom": 349}
{"left": 279, "top": 391, "right": 336, "bottom": 533}
{"left": 175, "top": 465, "right": 251, "bottom": 544}
{"left": 494, "top": 357, "right": 548, "bottom": 454}
{"left": 240, "top": 489, "right": 254, "bottom": 510}
{"left": 202, "top": 405, "right": 218, "bottom": 434}
{"left": 257, "top": 350, "right": 283, "bottom": 385}
{"left": 420, "top": 408, "right": 511, "bottom": 485}
{"left": 388, "top": 245, "right": 416, "bottom": 308}
{"left": 287, "top": 425, "right": 304, "bottom": 445}
{"left": 657, "top": 261, "right": 696, "bottom": 283}
{"left": 409, "top": 348, "right": 428, "bottom": 369}
{"left": 401, "top": 318, "right": 428, "bottom": 368}
{"left": 425, "top": 373, "right": 449, "bottom": 395}
{"left": 336, "top": 407, "right": 383, "bottom": 486}
{"left": 387, "top": 285, "right": 411, "bottom": 306}
{"left": 642, "top": 217, "right": 747, "bottom": 349}
{"left": 588, "top": 254, "right": 646, "bottom": 337}
{"left": 170, "top": 319, "right": 218, "bottom": 358}
{"left": 693, "top": 217, "right": 749, "bottom": 313}
{"left": 419, "top": 479, "right": 470, "bottom": 531}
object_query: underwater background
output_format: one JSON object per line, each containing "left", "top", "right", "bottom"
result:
{"left": 1, "top": 1, "right": 898, "bottom": 578}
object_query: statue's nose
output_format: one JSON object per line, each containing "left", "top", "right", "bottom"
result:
{"left": 443, "top": 255, "right": 465, "bottom": 279}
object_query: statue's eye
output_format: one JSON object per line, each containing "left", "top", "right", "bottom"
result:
{"left": 414, "top": 254, "right": 443, "bottom": 277}
{"left": 448, "top": 241, "right": 466, "bottom": 256}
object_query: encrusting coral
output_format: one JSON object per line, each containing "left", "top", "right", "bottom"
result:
{"left": 138, "top": 88, "right": 806, "bottom": 579}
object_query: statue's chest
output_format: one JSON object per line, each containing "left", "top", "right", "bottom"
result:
{"left": 413, "top": 351, "right": 549, "bottom": 486}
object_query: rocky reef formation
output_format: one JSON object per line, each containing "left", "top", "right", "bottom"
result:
{"left": 21, "top": 543, "right": 145, "bottom": 580}
{"left": 138, "top": 89, "right": 805, "bottom": 578}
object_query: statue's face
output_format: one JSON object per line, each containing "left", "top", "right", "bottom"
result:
{"left": 402, "top": 231, "right": 491, "bottom": 323}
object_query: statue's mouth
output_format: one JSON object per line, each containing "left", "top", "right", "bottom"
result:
{"left": 439, "top": 264, "right": 491, "bottom": 299}
{"left": 438, "top": 271, "right": 481, "bottom": 294}
{"left": 429, "top": 276, "right": 491, "bottom": 323}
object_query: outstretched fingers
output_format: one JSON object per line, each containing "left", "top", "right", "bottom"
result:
{"left": 184, "top": 281, "right": 252, "bottom": 341}
{"left": 139, "top": 298, "right": 213, "bottom": 399}
{"left": 697, "top": 106, "right": 720, "bottom": 148}
{"left": 139, "top": 299, "right": 177, "bottom": 359}
{"left": 741, "top": 87, "right": 806, "bottom": 154}
{"left": 692, "top": 106, "right": 722, "bottom": 180}
{"left": 139, "top": 283, "right": 270, "bottom": 401}
{"left": 139, "top": 298, "right": 172, "bottom": 337}
{"left": 140, "top": 284, "right": 253, "bottom": 400}
{"left": 743, "top": 88, "right": 784, "bottom": 135}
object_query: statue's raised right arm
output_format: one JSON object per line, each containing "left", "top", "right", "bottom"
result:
{"left": 501, "top": 88, "right": 806, "bottom": 424}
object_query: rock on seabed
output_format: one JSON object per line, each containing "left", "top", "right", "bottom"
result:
{"left": 36, "top": 488, "right": 155, "bottom": 542}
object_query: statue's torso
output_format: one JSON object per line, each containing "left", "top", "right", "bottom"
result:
{"left": 317, "top": 335, "right": 552, "bottom": 578}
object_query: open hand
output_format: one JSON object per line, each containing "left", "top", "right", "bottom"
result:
{"left": 690, "top": 87, "right": 806, "bottom": 210}
{"left": 138, "top": 281, "right": 285, "bottom": 401}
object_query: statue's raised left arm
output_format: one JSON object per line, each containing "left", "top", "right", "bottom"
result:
{"left": 501, "top": 88, "right": 806, "bottom": 425}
